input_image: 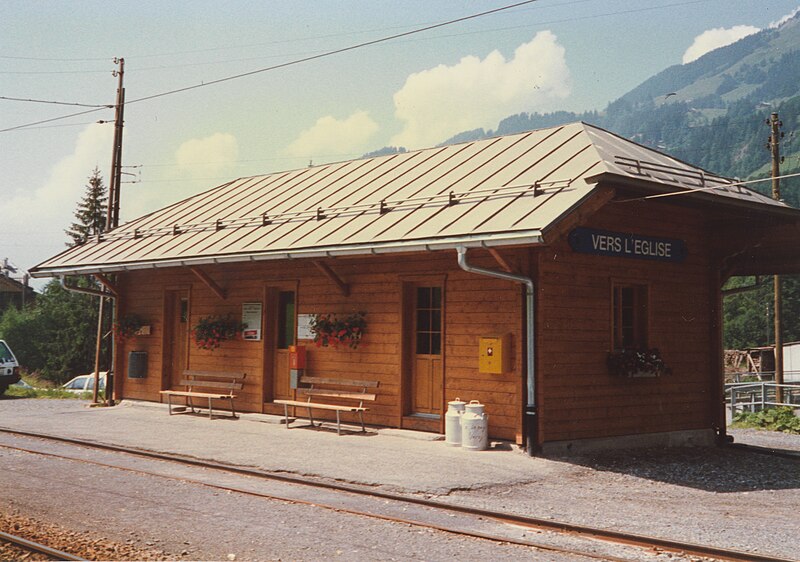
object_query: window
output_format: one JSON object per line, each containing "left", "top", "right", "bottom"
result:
{"left": 613, "top": 283, "right": 648, "bottom": 350}
{"left": 277, "top": 291, "right": 296, "bottom": 349}
{"left": 416, "top": 286, "right": 442, "bottom": 355}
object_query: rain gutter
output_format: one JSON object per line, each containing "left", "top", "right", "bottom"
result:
{"left": 456, "top": 246, "right": 538, "bottom": 455}
{"left": 31, "top": 230, "right": 544, "bottom": 278}
{"left": 59, "top": 275, "right": 116, "bottom": 299}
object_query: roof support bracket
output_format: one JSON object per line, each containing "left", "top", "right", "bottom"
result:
{"left": 93, "top": 273, "right": 119, "bottom": 297}
{"left": 190, "top": 266, "right": 226, "bottom": 300}
{"left": 487, "top": 248, "right": 514, "bottom": 273}
{"left": 313, "top": 260, "right": 349, "bottom": 297}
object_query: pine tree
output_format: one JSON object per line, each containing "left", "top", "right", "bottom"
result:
{"left": 66, "top": 167, "right": 107, "bottom": 246}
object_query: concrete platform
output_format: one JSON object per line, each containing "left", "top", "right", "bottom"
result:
{"left": 0, "top": 398, "right": 552, "bottom": 494}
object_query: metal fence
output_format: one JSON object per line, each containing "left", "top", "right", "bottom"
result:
{"left": 726, "top": 382, "right": 800, "bottom": 414}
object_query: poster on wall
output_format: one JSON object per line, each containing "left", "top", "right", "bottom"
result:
{"left": 297, "top": 314, "right": 315, "bottom": 341}
{"left": 242, "top": 302, "right": 263, "bottom": 341}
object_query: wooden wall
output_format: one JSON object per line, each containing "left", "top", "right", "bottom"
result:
{"left": 115, "top": 250, "right": 524, "bottom": 440}
{"left": 114, "top": 196, "right": 719, "bottom": 446}
{"left": 535, "top": 198, "right": 715, "bottom": 444}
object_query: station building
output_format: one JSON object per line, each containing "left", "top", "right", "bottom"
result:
{"left": 31, "top": 122, "right": 800, "bottom": 453}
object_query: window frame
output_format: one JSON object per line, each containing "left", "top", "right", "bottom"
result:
{"left": 611, "top": 280, "right": 649, "bottom": 351}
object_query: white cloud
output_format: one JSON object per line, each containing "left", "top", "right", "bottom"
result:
{"left": 285, "top": 111, "right": 379, "bottom": 158}
{"left": 769, "top": 7, "right": 800, "bottom": 29}
{"left": 2, "top": 123, "right": 112, "bottom": 281}
{"left": 682, "top": 25, "right": 760, "bottom": 64}
{"left": 390, "top": 31, "right": 570, "bottom": 149}
{"left": 175, "top": 132, "right": 239, "bottom": 177}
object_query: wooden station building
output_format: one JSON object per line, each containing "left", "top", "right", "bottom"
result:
{"left": 31, "top": 122, "right": 800, "bottom": 453}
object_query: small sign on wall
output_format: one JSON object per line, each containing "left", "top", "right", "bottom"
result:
{"left": 242, "top": 302, "right": 263, "bottom": 341}
{"left": 297, "top": 314, "right": 315, "bottom": 341}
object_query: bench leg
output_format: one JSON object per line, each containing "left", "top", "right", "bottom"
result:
{"left": 307, "top": 406, "right": 315, "bottom": 428}
{"left": 167, "top": 394, "right": 174, "bottom": 415}
{"left": 208, "top": 397, "right": 213, "bottom": 419}
{"left": 282, "top": 404, "right": 290, "bottom": 428}
{"left": 336, "top": 410, "right": 341, "bottom": 436}
{"left": 359, "top": 410, "right": 365, "bottom": 433}
{"left": 229, "top": 397, "right": 237, "bottom": 419}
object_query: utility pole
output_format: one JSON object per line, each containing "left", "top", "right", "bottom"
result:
{"left": 768, "top": 112, "right": 784, "bottom": 403}
{"left": 96, "top": 57, "right": 125, "bottom": 407}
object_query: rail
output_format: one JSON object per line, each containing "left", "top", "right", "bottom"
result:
{"left": 725, "top": 382, "right": 800, "bottom": 414}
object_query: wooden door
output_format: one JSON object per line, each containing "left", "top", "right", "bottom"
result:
{"left": 411, "top": 286, "right": 443, "bottom": 416}
{"left": 272, "top": 290, "right": 296, "bottom": 401}
{"left": 164, "top": 290, "right": 189, "bottom": 389}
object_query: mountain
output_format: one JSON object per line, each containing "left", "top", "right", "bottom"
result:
{"left": 429, "top": 12, "right": 800, "bottom": 350}
{"left": 433, "top": 11, "right": 800, "bottom": 208}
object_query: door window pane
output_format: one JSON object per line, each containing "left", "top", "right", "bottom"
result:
{"left": 415, "top": 286, "right": 442, "bottom": 356}
{"left": 278, "top": 291, "right": 295, "bottom": 349}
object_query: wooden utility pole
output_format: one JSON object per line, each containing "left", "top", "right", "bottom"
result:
{"left": 768, "top": 112, "right": 784, "bottom": 403}
{"left": 95, "top": 57, "right": 125, "bottom": 407}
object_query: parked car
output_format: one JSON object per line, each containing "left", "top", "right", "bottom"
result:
{"left": 0, "top": 340, "right": 21, "bottom": 394}
{"left": 62, "top": 372, "right": 107, "bottom": 393}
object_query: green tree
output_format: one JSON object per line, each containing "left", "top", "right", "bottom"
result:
{"left": 0, "top": 168, "right": 110, "bottom": 383}
{"left": 65, "top": 167, "right": 107, "bottom": 246}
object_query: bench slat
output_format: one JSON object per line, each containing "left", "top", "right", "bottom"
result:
{"left": 183, "top": 370, "right": 245, "bottom": 380}
{"left": 160, "top": 390, "right": 236, "bottom": 400}
{"left": 299, "top": 376, "right": 379, "bottom": 388}
{"left": 301, "top": 389, "right": 376, "bottom": 401}
{"left": 274, "top": 399, "right": 367, "bottom": 412}
{"left": 178, "top": 379, "right": 243, "bottom": 391}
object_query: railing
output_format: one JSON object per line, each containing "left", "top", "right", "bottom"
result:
{"left": 726, "top": 382, "right": 800, "bottom": 414}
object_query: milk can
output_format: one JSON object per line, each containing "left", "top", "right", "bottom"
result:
{"left": 445, "top": 398, "right": 466, "bottom": 446}
{"left": 461, "top": 400, "right": 489, "bottom": 451}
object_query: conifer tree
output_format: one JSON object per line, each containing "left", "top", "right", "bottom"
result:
{"left": 65, "top": 167, "right": 107, "bottom": 246}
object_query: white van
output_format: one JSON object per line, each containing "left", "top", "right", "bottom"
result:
{"left": 0, "top": 340, "right": 21, "bottom": 394}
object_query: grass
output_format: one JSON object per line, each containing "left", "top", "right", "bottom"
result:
{"left": 3, "top": 373, "right": 97, "bottom": 400}
{"left": 4, "top": 385, "right": 94, "bottom": 399}
{"left": 731, "top": 407, "right": 800, "bottom": 434}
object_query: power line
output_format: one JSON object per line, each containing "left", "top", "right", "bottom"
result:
{"left": 0, "top": 95, "right": 110, "bottom": 108}
{"left": 0, "top": 0, "right": 540, "bottom": 133}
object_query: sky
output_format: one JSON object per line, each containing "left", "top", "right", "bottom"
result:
{"left": 2, "top": 0, "right": 799, "bottom": 287}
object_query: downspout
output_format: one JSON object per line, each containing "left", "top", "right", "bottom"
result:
{"left": 456, "top": 247, "right": 538, "bottom": 455}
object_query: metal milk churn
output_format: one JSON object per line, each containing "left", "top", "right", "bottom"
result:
{"left": 461, "top": 400, "right": 489, "bottom": 451}
{"left": 445, "top": 398, "right": 466, "bottom": 447}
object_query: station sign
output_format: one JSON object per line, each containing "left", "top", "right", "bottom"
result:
{"left": 568, "top": 227, "right": 687, "bottom": 263}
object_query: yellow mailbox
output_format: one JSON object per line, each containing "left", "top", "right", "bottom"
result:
{"left": 478, "top": 333, "right": 512, "bottom": 374}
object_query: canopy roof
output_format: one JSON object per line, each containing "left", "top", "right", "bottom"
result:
{"left": 31, "top": 122, "right": 797, "bottom": 278}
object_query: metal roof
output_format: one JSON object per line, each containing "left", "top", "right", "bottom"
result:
{"left": 30, "top": 122, "right": 794, "bottom": 277}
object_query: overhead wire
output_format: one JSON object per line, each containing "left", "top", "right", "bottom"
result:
{"left": 0, "top": 95, "right": 110, "bottom": 108}
{"left": 0, "top": 0, "right": 539, "bottom": 134}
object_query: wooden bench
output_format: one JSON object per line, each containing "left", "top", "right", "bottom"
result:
{"left": 159, "top": 370, "right": 246, "bottom": 419}
{"left": 274, "top": 376, "right": 378, "bottom": 435}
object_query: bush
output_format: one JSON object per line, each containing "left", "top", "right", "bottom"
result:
{"left": 732, "top": 407, "right": 800, "bottom": 433}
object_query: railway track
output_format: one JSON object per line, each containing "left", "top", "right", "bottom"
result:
{"left": 0, "top": 426, "right": 792, "bottom": 562}
{"left": 0, "top": 529, "right": 86, "bottom": 561}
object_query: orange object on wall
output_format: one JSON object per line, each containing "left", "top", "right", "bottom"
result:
{"left": 289, "top": 345, "right": 306, "bottom": 369}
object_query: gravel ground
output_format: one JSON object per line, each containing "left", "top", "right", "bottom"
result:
{"left": 0, "top": 510, "right": 168, "bottom": 560}
{"left": 441, "top": 442, "right": 800, "bottom": 560}
{"left": 729, "top": 427, "right": 800, "bottom": 452}
{"left": 0, "top": 398, "right": 798, "bottom": 560}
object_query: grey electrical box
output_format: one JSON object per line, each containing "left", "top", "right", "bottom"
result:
{"left": 290, "top": 369, "right": 303, "bottom": 389}
{"left": 128, "top": 351, "right": 148, "bottom": 379}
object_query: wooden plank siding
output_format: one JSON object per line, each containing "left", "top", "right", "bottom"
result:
{"left": 535, "top": 198, "right": 714, "bottom": 444}
{"left": 115, "top": 250, "right": 524, "bottom": 440}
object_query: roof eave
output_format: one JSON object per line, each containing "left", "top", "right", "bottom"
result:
{"left": 29, "top": 230, "right": 545, "bottom": 279}
{"left": 589, "top": 172, "right": 800, "bottom": 220}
